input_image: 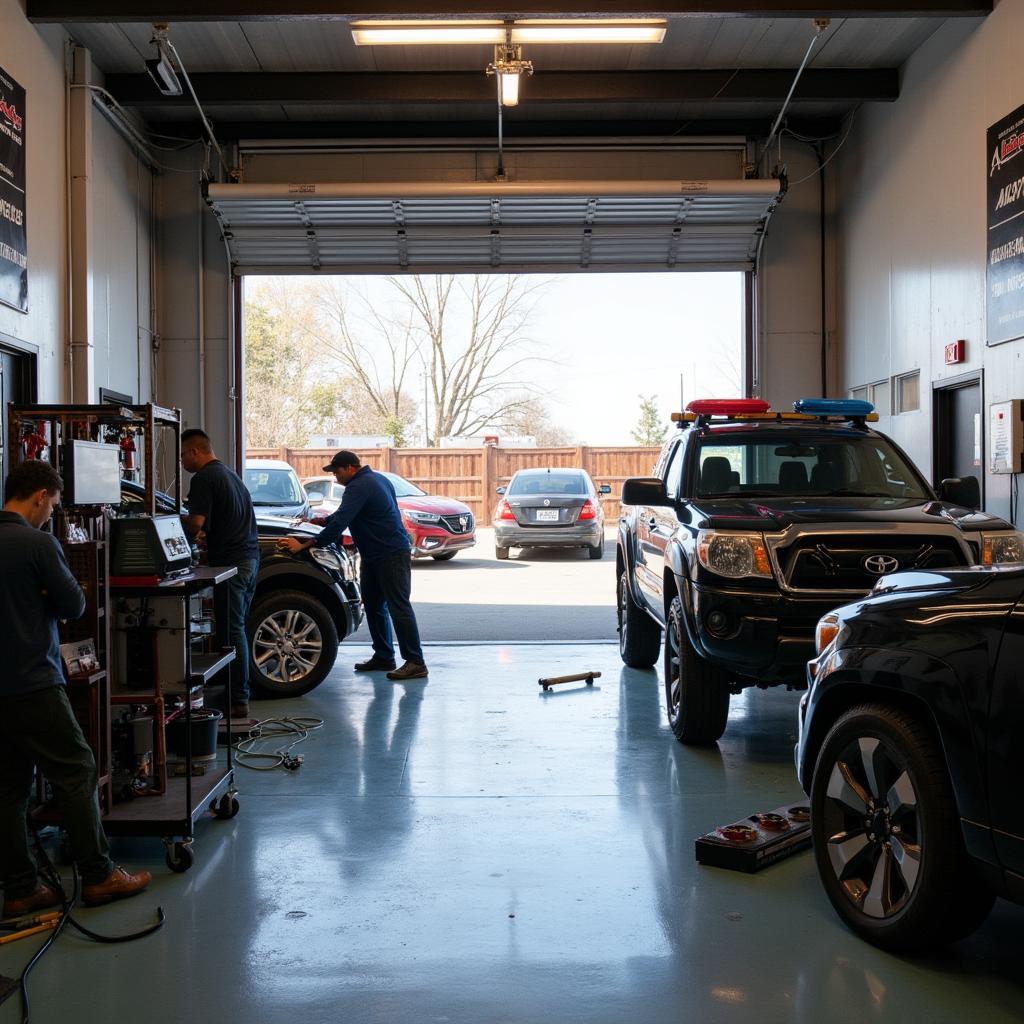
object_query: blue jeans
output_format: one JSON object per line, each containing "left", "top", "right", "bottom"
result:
{"left": 228, "top": 558, "right": 259, "bottom": 704}
{"left": 360, "top": 551, "right": 424, "bottom": 666}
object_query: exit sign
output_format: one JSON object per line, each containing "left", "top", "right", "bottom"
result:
{"left": 944, "top": 339, "right": 965, "bottom": 364}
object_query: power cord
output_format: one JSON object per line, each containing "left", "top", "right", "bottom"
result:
{"left": 232, "top": 716, "right": 325, "bottom": 772}
{"left": 4, "top": 825, "right": 165, "bottom": 1023}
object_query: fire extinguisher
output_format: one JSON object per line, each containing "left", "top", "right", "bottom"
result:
{"left": 21, "top": 424, "right": 48, "bottom": 461}
{"left": 120, "top": 432, "right": 137, "bottom": 476}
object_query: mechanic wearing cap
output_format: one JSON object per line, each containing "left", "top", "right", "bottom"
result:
{"left": 277, "top": 451, "right": 428, "bottom": 680}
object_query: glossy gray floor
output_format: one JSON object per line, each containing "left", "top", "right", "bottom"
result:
{"left": 2, "top": 644, "right": 1021, "bottom": 1024}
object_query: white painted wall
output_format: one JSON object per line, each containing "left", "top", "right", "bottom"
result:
{"left": 834, "top": 6, "right": 1020, "bottom": 518}
{"left": 0, "top": 3, "right": 158, "bottom": 414}
{"left": 0, "top": 3, "right": 68, "bottom": 397}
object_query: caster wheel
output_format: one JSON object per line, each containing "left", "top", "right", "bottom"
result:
{"left": 166, "top": 842, "right": 194, "bottom": 873}
{"left": 212, "top": 794, "right": 240, "bottom": 820}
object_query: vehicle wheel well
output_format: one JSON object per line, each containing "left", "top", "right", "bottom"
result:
{"left": 252, "top": 573, "right": 349, "bottom": 638}
{"left": 663, "top": 569, "right": 681, "bottom": 620}
{"left": 802, "top": 678, "right": 945, "bottom": 790}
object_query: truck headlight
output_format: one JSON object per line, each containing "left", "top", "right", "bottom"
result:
{"left": 980, "top": 531, "right": 1024, "bottom": 566}
{"left": 696, "top": 530, "right": 773, "bottom": 579}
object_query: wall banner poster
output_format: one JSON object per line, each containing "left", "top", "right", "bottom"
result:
{"left": 0, "top": 65, "right": 26, "bottom": 314}
{"left": 988, "top": 102, "right": 1024, "bottom": 346}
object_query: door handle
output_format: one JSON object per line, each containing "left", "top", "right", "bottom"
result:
{"left": 647, "top": 516, "right": 657, "bottom": 527}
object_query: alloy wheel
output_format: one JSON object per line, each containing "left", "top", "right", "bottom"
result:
{"left": 821, "top": 735, "right": 922, "bottom": 919}
{"left": 252, "top": 609, "right": 324, "bottom": 684}
{"left": 665, "top": 612, "right": 682, "bottom": 724}
{"left": 617, "top": 574, "right": 628, "bottom": 653}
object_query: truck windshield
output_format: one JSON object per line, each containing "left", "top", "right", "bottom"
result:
{"left": 694, "top": 434, "right": 932, "bottom": 500}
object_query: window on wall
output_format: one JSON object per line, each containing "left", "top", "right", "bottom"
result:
{"left": 850, "top": 380, "right": 890, "bottom": 416}
{"left": 894, "top": 371, "right": 921, "bottom": 414}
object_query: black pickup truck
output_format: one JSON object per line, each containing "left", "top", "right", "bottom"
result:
{"left": 616, "top": 398, "right": 1023, "bottom": 745}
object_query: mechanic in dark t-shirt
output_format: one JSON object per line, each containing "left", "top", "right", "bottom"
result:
{"left": 180, "top": 429, "right": 259, "bottom": 717}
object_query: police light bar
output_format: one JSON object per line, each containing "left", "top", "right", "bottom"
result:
{"left": 685, "top": 399, "right": 771, "bottom": 416}
{"left": 793, "top": 398, "right": 874, "bottom": 417}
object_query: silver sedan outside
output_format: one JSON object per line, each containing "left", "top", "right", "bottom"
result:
{"left": 492, "top": 467, "right": 610, "bottom": 560}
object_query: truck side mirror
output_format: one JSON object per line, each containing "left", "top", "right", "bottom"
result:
{"left": 938, "top": 475, "right": 981, "bottom": 510}
{"left": 621, "top": 477, "right": 673, "bottom": 507}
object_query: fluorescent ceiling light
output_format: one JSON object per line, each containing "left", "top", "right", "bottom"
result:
{"left": 351, "top": 19, "right": 667, "bottom": 46}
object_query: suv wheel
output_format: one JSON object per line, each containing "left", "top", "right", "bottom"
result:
{"left": 248, "top": 589, "right": 339, "bottom": 698}
{"left": 811, "top": 704, "right": 994, "bottom": 951}
{"left": 617, "top": 569, "right": 661, "bottom": 668}
{"left": 664, "top": 596, "right": 729, "bottom": 744}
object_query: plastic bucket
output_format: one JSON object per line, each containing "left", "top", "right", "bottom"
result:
{"left": 166, "top": 709, "right": 223, "bottom": 763}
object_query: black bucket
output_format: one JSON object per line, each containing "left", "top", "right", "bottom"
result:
{"left": 166, "top": 709, "right": 223, "bottom": 763}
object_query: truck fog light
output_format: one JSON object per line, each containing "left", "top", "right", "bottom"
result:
{"left": 706, "top": 610, "right": 732, "bottom": 638}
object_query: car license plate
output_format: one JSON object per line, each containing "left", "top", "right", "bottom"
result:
{"left": 535, "top": 509, "right": 559, "bottom": 522}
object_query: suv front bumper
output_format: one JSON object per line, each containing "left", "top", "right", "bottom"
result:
{"left": 687, "top": 581, "right": 861, "bottom": 686}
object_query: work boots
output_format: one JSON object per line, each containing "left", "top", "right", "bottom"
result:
{"left": 81, "top": 866, "right": 152, "bottom": 907}
{"left": 2, "top": 882, "right": 62, "bottom": 919}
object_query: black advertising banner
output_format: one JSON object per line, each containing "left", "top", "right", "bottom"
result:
{"left": 988, "top": 103, "right": 1024, "bottom": 346}
{"left": 0, "top": 65, "right": 25, "bottom": 313}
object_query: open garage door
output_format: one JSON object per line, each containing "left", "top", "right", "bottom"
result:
{"left": 206, "top": 178, "right": 782, "bottom": 275}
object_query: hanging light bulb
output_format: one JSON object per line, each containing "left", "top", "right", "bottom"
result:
{"left": 486, "top": 41, "right": 533, "bottom": 108}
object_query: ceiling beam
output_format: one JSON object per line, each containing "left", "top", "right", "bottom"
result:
{"left": 152, "top": 116, "right": 845, "bottom": 140}
{"left": 28, "top": 1, "right": 993, "bottom": 21}
{"left": 107, "top": 69, "right": 898, "bottom": 106}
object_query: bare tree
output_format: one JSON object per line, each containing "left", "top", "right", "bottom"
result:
{"left": 306, "top": 275, "right": 551, "bottom": 446}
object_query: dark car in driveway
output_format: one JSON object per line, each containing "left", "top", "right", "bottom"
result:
{"left": 798, "top": 564, "right": 1024, "bottom": 951}
{"left": 119, "top": 481, "right": 362, "bottom": 698}
{"left": 493, "top": 467, "right": 611, "bottom": 560}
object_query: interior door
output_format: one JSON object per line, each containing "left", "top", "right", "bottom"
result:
{"left": 0, "top": 346, "right": 36, "bottom": 504}
{"left": 934, "top": 377, "right": 983, "bottom": 500}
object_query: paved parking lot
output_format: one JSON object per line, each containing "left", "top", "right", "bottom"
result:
{"left": 349, "top": 527, "right": 618, "bottom": 644}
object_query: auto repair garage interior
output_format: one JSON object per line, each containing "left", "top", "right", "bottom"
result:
{"left": 0, "top": 1, "right": 1022, "bottom": 1021}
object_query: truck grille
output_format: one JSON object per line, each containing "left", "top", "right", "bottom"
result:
{"left": 439, "top": 513, "right": 474, "bottom": 535}
{"left": 777, "top": 535, "right": 967, "bottom": 592}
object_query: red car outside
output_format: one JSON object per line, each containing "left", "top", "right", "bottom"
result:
{"left": 302, "top": 470, "right": 476, "bottom": 562}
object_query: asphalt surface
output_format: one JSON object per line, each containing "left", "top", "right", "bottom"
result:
{"left": 349, "top": 527, "right": 619, "bottom": 643}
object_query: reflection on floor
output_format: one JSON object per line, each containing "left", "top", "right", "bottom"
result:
{"left": 3, "top": 643, "right": 1020, "bottom": 1024}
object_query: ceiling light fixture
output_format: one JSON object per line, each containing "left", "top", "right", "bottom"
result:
{"left": 351, "top": 18, "right": 667, "bottom": 46}
{"left": 486, "top": 41, "right": 533, "bottom": 108}
{"left": 146, "top": 23, "right": 183, "bottom": 97}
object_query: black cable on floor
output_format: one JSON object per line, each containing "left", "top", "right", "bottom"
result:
{"left": 8, "top": 825, "right": 165, "bottom": 1023}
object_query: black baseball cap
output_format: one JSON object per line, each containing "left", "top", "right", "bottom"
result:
{"left": 322, "top": 450, "right": 361, "bottom": 472}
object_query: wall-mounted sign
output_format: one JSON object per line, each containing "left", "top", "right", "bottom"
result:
{"left": 0, "top": 65, "right": 26, "bottom": 314}
{"left": 944, "top": 339, "right": 965, "bottom": 364}
{"left": 987, "top": 103, "right": 1024, "bottom": 346}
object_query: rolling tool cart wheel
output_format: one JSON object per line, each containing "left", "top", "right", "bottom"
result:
{"left": 165, "top": 841, "right": 194, "bottom": 873}
{"left": 211, "top": 794, "right": 240, "bottom": 820}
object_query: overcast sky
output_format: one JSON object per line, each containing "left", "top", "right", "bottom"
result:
{"left": 250, "top": 272, "right": 744, "bottom": 446}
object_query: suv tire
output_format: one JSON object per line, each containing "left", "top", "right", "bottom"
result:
{"left": 248, "top": 589, "right": 339, "bottom": 698}
{"left": 664, "top": 596, "right": 729, "bottom": 744}
{"left": 617, "top": 569, "right": 661, "bottom": 668}
{"left": 810, "top": 704, "right": 995, "bottom": 951}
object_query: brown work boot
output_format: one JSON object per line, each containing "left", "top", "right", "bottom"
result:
{"left": 231, "top": 703, "right": 251, "bottom": 719}
{"left": 81, "top": 866, "right": 152, "bottom": 907}
{"left": 386, "top": 661, "right": 429, "bottom": 680}
{"left": 2, "top": 882, "right": 62, "bottom": 919}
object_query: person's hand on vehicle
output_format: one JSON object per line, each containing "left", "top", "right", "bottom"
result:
{"left": 276, "top": 536, "right": 307, "bottom": 555}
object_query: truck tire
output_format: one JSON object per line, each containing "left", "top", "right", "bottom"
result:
{"left": 664, "top": 596, "right": 729, "bottom": 744}
{"left": 617, "top": 569, "right": 661, "bottom": 668}
{"left": 248, "top": 589, "right": 339, "bottom": 698}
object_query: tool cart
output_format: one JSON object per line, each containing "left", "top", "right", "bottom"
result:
{"left": 7, "top": 401, "right": 241, "bottom": 872}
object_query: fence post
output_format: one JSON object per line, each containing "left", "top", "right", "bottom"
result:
{"left": 482, "top": 445, "right": 496, "bottom": 520}
{"left": 382, "top": 447, "right": 394, "bottom": 473}
{"left": 279, "top": 445, "right": 289, "bottom": 465}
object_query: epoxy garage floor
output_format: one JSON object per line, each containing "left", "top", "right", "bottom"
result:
{"left": 2, "top": 643, "right": 1021, "bottom": 1023}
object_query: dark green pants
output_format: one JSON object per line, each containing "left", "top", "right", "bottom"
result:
{"left": 0, "top": 686, "right": 113, "bottom": 898}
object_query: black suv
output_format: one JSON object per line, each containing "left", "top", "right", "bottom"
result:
{"left": 120, "top": 481, "right": 363, "bottom": 698}
{"left": 617, "top": 399, "right": 1021, "bottom": 745}
{"left": 798, "top": 564, "right": 1024, "bottom": 951}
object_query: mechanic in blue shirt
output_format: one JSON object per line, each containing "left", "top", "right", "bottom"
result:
{"left": 278, "top": 451, "right": 427, "bottom": 680}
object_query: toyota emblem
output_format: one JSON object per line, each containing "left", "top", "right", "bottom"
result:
{"left": 543, "top": 499, "right": 551, "bottom": 507}
{"left": 863, "top": 554, "right": 899, "bottom": 575}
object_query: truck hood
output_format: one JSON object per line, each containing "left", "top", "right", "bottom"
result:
{"left": 694, "top": 496, "right": 1008, "bottom": 533}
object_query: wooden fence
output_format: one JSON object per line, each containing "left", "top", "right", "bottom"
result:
{"left": 246, "top": 445, "right": 662, "bottom": 521}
